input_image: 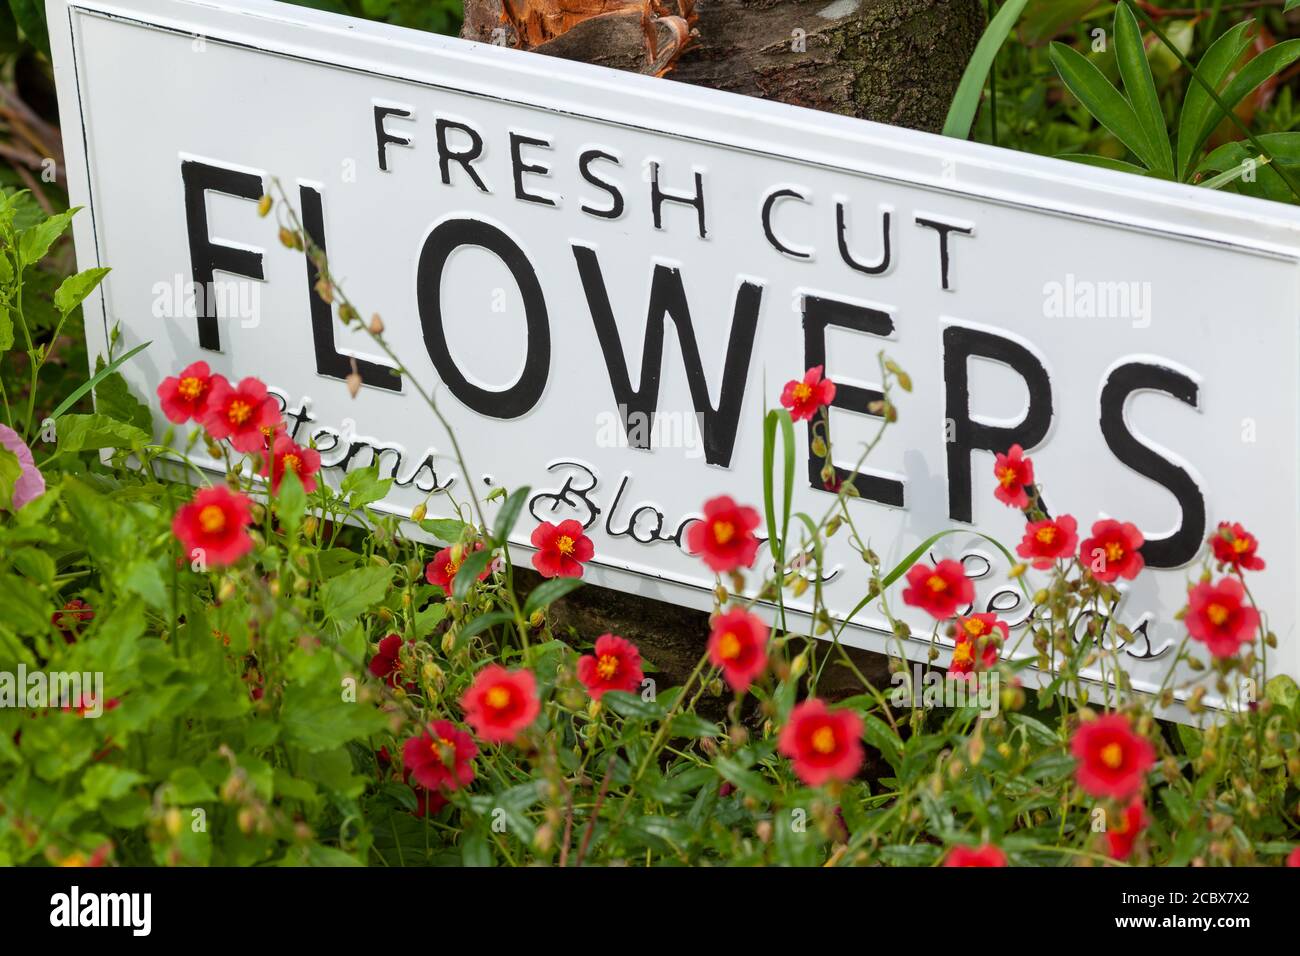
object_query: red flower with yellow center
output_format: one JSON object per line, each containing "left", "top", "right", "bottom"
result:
{"left": 992, "top": 444, "right": 1034, "bottom": 509}
{"left": 944, "top": 844, "right": 1007, "bottom": 867}
{"left": 262, "top": 434, "right": 322, "bottom": 494}
{"left": 1105, "top": 797, "right": 1148, "bottom": 861}
{"left": 1016, "top": 514, "right": 1079, "bottom": 569}
{"left": 1079, "top": 518, "right": 1145, "bottom": 584}
{"left": 367, "top": 634, "right": 415, "bottom": 689}
{"left": 425, "top": 542, "right": 490, "bottom": 591}
{"left": 460, "top": 665, "right": 540, "bottom": 744}
{"left": 779, "top": 365, "right": 837, "bottom": 422}
{"left": 707, "top": 608, "right": 769, "bottom": 692}
{"left": 1208, "top": 521, "right": 1265, "bottom": 572}
{"left": 777, "top": 699, "right": 864, "bottom": 786}
{"left": 950, "top": 613, "right": 1004, "bottom": 678}
{"left": 1185, "top": 577, "right": 1259, "bottom": 659}
{"left": 157, "top": 361, "right": 220, "bottom": 424}
{"left": 1070, "top": 714, "right": 1154, "bottom": 800}
{"left": 202, "top": 376, "right": 281, "bottom": 454}
{"left": 172, "top": 485, "right": 254, "bottom": 566}
{"left": 402, "top": 720, "right": 477, "bottom": 793}
{"left": 687, "top": 495, "right": 762, "bottom": 574}
{"left": 902, "top": 559, "right": 974, "bottom": 620}
{"left": 530, "top": 518, "right": 594, "bottom": 578}
{"left": 577, "top": 633, "right": 644, "bottom": 699}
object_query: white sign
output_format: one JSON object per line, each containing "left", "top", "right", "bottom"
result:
{"left": 50, "top": 0, "right": 1300, "bottom": 713}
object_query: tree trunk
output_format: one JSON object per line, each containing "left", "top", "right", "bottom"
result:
{"left": 465, "top": 0, "right": 985, "bottom": 696}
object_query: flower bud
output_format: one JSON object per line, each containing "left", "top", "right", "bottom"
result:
{"left": 257, "top": 194, "right": 272, "bottom": 217}
{"left": 369, "top": 313, "right": 385, "bottom": 335}
{"left": 790, "top": 652, "right": 808, "bottom": 679}
{"left": 410, "top": 502, "right": 427, "bottom": 522}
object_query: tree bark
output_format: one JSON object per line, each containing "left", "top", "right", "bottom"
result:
{"left": 462, "top": 0, "right": 986, "bottom": 133}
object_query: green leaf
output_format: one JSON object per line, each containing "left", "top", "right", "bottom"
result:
{"left": 452, "top": 548, "right": 493, "bottom": 599}
{"left": 92, "top": 362, "right": 152, "bottom": 433}
{"left": 7, "top": 0, "right": 48, "bottom": 56}
{"left": 0, "top": 304, "right": 11, "bottom": 352}
{"left": 419, "top": 517, "right": 468, "bottom": 544}
{"left": 863, "top": 715, "right": 903, "bottom": 772}
{"left": 340, "top": 465, "right": 391, "bottom": 509}
{"left": 0, "top": 445, "right": 19, "bottom": 511}
{"left": 456, "top": 610, "right": 513, "bottom": 644}
{"left": 943, "top": 0, "right": 1031, "bottom": 139}
{"left": 320, "top": 565, "right": 392, "bottom": 621}
{"left": 492, "top": 485, "right": 530, "bottom": 544}
{"left": 1020, "top": 0, "right": 1104, "bottom": 46}
{"left": 1057, "top": 153, "right": 1152, "bottom": 176}
{"left": 1049, "top": 41, "right": 1163, "bottom": 172}
{"left": 1288, "top": 0, "right": 1300, "bottom": 11}
{"left": 280, "top": 680, "right": 388, "bottom": 752}
{"left": 522, "top": 577, "right": 584, "bottom": 617}
{"left": 1114, "top": 2, "right": 1172, "bottom": 176}
{"left": 602, "top": 690, "right": 667, "bottom": 722}
{"left": 17, "top": 207, "right": 75, "bottom": 267}
{"left": 1175, "top": 21, "right": 1254, "bottom": 180}
{"left": 50, "top": 341, "right": 151, "bottom": 421}
{"left": 53, "top": 267, "right": 110, "bottom": 316}
{"left": 55, "top": 413, "right": 148, "bottom": 453}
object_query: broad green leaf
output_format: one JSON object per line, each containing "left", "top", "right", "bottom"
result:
{"left": 54, "top": 267, "right": 111, "bottom": 316}
{"left": 1114, "top": 2, "right": 1172, "bottom": 176}
{"left": 943, "top": 0, "right": 1031, "bottom": 139}
{"left": 419, "top": 516, "right": 468, "bottom": 544}
{"left": 456, "top": 610, "right": 514, "bottom": 644}
{"left": 1049, "top": 41, "right": 1163, "bottom": 172}
{"left": 18, "top": 207, "right": 76, "bottom": 267}
{"left": 92, "top": 362, "right": 152, "bottom": 432}
{"left": 320, "top": 564, "right": 392, "bottom": 621}
{"left": 0, "top": 303, "right": 11, "bottom": 352}
{"left": 55, "top": 413, "right": 148, "bottom": 453}
{"left": 276, "top": 468, "right": 307, "bottom": 532}
{"left": 522, "top": 576, "right": 583, "bottom": 616}
{"left": 1288, "top": 0, "right": 1300, "bottom": 13}
{"left": 1175, "top": 21, "right": 1254, "bottom": 180}
{"left": 863, "top": 714, "right": 903, "bottom": 772}
{"left": 280, "top": 680, "right": 388, "bottom": 751}
{"left": 7, "top": 0, "right": 48, "bottom": 56}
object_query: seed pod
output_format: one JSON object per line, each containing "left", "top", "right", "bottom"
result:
{"left": 346, "top": 372, "right": 362, "bottom": 398}
{"left": 257, "top": 194, "right": 273, "bottom": 217}
{"left": 369, "top": 313, "right": 385, "bottom": 335}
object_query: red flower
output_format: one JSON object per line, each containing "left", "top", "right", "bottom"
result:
{"left": 944, "top": 844, "right": 1007, "bottom": 867}
{"left": 992, "top": 444, "right": 1034, "bottom": 509}
{"left": 263, "top": 434, "right": 321, "bottom": 494}
{"left": 202, "top": 376, "right": 281, "bottom": 454}
{"left": 1105, "top": 797, "right": 1148, "bottom": 861}
{"left": 1070, "top": 714, "right": 1154, "bottom": 800}
{"left": 425, "top": 542, "right": 489, "bottom": 591}
{"left": 950, "top": 613, "right": 1004, "bottom": 678}
{"left": 576, "top": 633, "right": 643, "bottom": 700}
{"left": 530, "top": 519, "right": 594, "bottom": 578}
{"left": 686, "top": 496, "right": 762, "bottom": 574}
{"left": 51, "top": 599, "right": 94, "bottom": 644}
{"left": 460, "top": 665, "right": 540, "bottom": 744}
{"left": 1080, "top": 519, "right": 1145, "bottom": 584}
{"left": 172, "top": 485, "right": 254, "bottom": 566}
{"left": 1287, "top": 847, "right": 1300, "bottom": 867}
{"left": 1209, "top": 522, "right": 1265, "bottom": 572}
{"left": 780, "top": 365, "right": 836, "bottom": 422}
{"left": 707, "top": 608, "right": 769, "bottom": 692}
{"left": 902, "top": 559, "right": 973, "bottom": 620}
{"left": 1016, "top": 515, "right": 1079, "bottom": 569}
{"left": 1185, "top": 577, "right": 1259, "bottom": 659}
{"left": 367, "top": 634, "right": 413, "bottom": 688}
{"left": 157, "top": 361, "right": 219, "bottom": 424}
{"left": 777, "top": 699, "right": 863, "bottom": 786}
{"left": 402, "top": 720, "right": 477, "bottom": 792}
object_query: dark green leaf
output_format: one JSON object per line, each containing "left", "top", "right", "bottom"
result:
{"left": 522, "top": 577, "right": 583, "bottom": 616}
{"left": 1049, "top": 41, "right": 1162, "bottom": 172}
{"left": 1114, "top": 2, "right": 1172, "bottom": 176}
{"left": 492, "top": 485, "right": 530, "bottom": 544}
{"left": 943, "top": 0, "right": 1031, "bottom": 139}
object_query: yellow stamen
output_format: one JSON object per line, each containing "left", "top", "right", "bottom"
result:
{"left": 926, "top": 574, "right": 948, "bottom": 594}
{"left": 226, "top": 400, "right": 252, "bottom": 425}
{"left": 1206, "top": 603, "right": 1228, "bottom": 627}
{"left": 283, "top": 453, "right": 301, "bottom": 474}
{"left": 713, "top": 520, "right": 735, "bottom": 545}
{"left": 1105, "top": 542, "right": 1125, "bottom": 563}
{"left": 951, "top": 642, "right": 973, "bottom": 666}
{"left": 810, "top": 726, "right": 837, "bottom": 755}
{"left": 962, "top": 618, "right": 986, "bottom": 637}
{"left": 178, "top": 376, "right": 204, "bottom": 401}
{"left": 198, "top": 505, "right": 226, "bottom": 534}
{"left": 717, "top": 632, "right": 742, "bottom": 660}
{"left": 1100, "top": 742, "right": 1124, "bottom": 769}
{"left": 595, "top": 654, "right": 619, "bottom": 680}
{"left": 1035, "top": 526, "right": 1057, "bottom": 544}
{"left": 1231, "top": 537, "right": 1250, "bottom": 554}
{"left": 997, "top": 466, "right": 1018, "bottom": 488}
{"left": 486, "top": 686, "right": 511, "bottom": 710}
{"left": 792, "top": 382, "right": 812, "bottom": 403}
{"left": 556, "top": 535, "right": 575, "bottom": 556}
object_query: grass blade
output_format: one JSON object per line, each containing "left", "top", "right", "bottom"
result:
{"left": 943, "top": 0, "right": 1031, "bottom": 140}
{"left": 50, "top": 340, "right": 151, "bottom": 421}
{"left": 1114, "top": 2, "right": 1172, "bottom": 177}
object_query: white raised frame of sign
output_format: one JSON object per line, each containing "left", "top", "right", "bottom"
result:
{"left": 48, "top": 0, "right": 1300, "bottom": 719}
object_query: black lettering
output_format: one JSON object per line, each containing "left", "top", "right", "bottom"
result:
{"left": 373, "top": 104, "right": 412, "bottom": 172}
{"left": 579, "top": 149, "right": 624, "bottom": 219}
{"left": 916, "top": 215, "right": 974, "bottom": 291}
{"left": 416, "top": 218, "right": 549, "bottom": 418}
{"left": 1100, "top": 362, "right": 1205, "bottom": 568}
{"left": 650, "top": 162, "right": 706, "bottom": 238}
{"left": 762, "top": 188, "right": 811, "bottom": 259}
{"left": 509, "top": 132, "right": 556, "bottom": 206}
{"left": 943, "top": 324, "right": 1052, "bottom": 522}
{"left": 802, "top": 295, "right": 904, "bottom": 506}
{"left": 573, "top": 244, "right": 761, "bottom": 467}
{"left": 837, "top": 202, "right": 892, "bottom": 275}
{"left": 181, "top": 159, "right": 264, "bottom": 351}
{"left": 435, "top": 118, "right": 489, "bottom": 192}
